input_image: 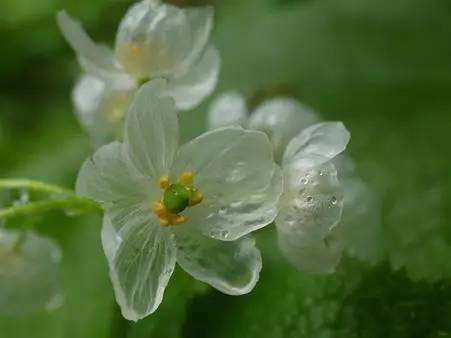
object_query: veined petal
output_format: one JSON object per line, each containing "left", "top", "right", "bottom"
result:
{"left": 283, "top": 122, "right": 350, "bottom": 165}
{"left": 102, "top": 214, "right": 176, "bottom": 321}
{"left": 172, "top": 127, "right": 283, "bottom": 241}
{"left": 57, "top": 11, "right": 132, "bottom": 86}
{"left": 0, "top": 230, "right": 62, "bottom": 315}
{"left": 207, "top": 91, "right": 248, "bottom": 130}
{"left": 76, "top": 142, "right": 153, "bottom": 208}
{"left": 248, "top": 98, "right": 319, "bottom": 162}
{"left": 123, "top": 80, "right": 179, "bottom": 180}
{"left": 174, "top": 227, "right": 261, "bottom": 295}
{"left": 166, "top": 45, "right": 220, "bottom": 111}
{"left": 115, "top": 1, "right": 213, "bottom": 78}
{"left": 276, "top": 154, "right": 344, "bottom": 241}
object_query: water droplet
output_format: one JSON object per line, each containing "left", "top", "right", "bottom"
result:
{"left": 306, "top": 196, "right": 313, "bottom": 202}
{"left": 331, "top": 196, "right": 338, "bottom": 205}
{"left": 218, "top": 207, "right": 227, "bottom": 216}
{"left": 300, "top": 177, "right": 308, "bottom": 185}
{"left": 287, "top": 220, "right": 296, "bottom": 227}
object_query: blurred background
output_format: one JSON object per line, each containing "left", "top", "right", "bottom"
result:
{"left": 1, "top": 0, "right": 451, "bottom": 337}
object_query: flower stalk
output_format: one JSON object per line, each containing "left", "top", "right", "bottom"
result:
{"left": 0, "top": 179, "right": 102, "bottom": 221}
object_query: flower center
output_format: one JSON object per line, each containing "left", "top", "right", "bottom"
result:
{"left": 151, "top": 171, "right": 203, "bottom": 226}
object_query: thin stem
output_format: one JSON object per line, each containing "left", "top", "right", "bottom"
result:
{"left": 0, "top": 196, "right": 102, "bottom": 220}
{"left": 0, "top": 179, "right": 71, "bottom": 195}
{"left": 0, "top": 178, "right": 102, "bottom": 220}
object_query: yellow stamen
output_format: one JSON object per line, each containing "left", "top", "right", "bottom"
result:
{"left": 152, "top": 201, "right": 165, "bottom": 216}
{"left": 189, "top": 191, "right": 203, "bottom": 206}
{"left": 152, "top": 172, "right": 202, "bottom": 226}
{"left": 159, "top": 176, "right": 170, "bottom": 189}
{"left": 179, "top": 171, "right": 194, "bottom": 186}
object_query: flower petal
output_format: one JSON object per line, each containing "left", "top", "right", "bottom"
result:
{"left": 207, "top": 91, "right": 248, "bottom": 130}
{"left": 123, "top": 80, "right": 179, "bottom": 179}
{"left": 330, "top": 178, "right": 383, "bottom": 263}
{"left": 174, "top": 227, "right": 261, "bottom": 295}
{"left": 72, "top": 74, "right": 105, "bottom": 131}
{"left": 0, "top": 230, "right": 62, "bottom": 315}
{"left": 57, "top": 10, "right": 132, "bottom": 86}
{"left": 115, "top": 1, "right": 213, "bottom": 78}
{"left": 276, "top": 154, "right": 344, "bottom": 241}
{"left": 172, "top": 127, "right": 283, "bottom": 241}
{"left": 277, "top": 227, "right": 342, "bottom": 274}
{"left": 76, "top": 142, "right": 153, "bottom": 208}
{"left": 72, "top": 74, "right": 121, "bottom": 148}
{"left": 248, "top": 98, "right": 319, "bottom": 162}
{"left": 102, "top": 213, "right": 176, "bottom": 321}
{"left": 283, "top": 122, "right": 350, "bottom": 165}
{"left": 166, "top": 45, "right": 220, "bottom": 111}
{"left": 275, "top": 154, "right": 344, "bottom": 274}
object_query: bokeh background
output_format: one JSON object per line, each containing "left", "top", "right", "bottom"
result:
{"left": 1, "top": 0, "right": 451, "bottom": 337}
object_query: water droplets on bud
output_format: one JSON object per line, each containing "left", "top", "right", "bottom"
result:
{"left": 330, "top": 196, "right": 338, "bottom": 205}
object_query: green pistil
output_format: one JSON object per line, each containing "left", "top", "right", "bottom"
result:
{"left": 163, "top": 184, "right": 190, "bottom": 214}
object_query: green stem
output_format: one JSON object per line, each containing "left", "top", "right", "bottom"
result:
{"left": 0, "top": 179, "right": 102, "bottom": 220}
{"left": 0, "top": 179, "right": 71, "bottom": 195}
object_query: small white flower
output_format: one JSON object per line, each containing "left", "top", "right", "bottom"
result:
{"left": 58, "top": 0, "right": 220, "bottom": 146}
{"left": 76, "top": 80, "right": 283, "bottom": 321}
{"left": 0, "top": 229, "right": 62, "bottom": 315}
{"left": 207, "top": 93, "right": 356, "bottom": 274}
{"left": 276, "top": 123, "right": 350, "bottom": 274}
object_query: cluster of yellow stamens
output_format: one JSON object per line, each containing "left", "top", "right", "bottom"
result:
{"left": 152, "top": 171, "right": 203, "bottom": 226}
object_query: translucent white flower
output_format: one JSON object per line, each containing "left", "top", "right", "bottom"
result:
{"left": 276, "top": 123, "right": 350, "bottom": 274}
{"left": 76, "top": 80, "right": 282, "bottom": 321}
{"left": 208, "top": 93, "right": 353, "bottom": 274}
{"left": 0, "top": 229, "right": 62, "bottom": 315}
{"left": 58, "top": 0, "right": 220, "bottom": 146}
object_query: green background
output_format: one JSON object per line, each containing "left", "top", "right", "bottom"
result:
{"left": 1, "top": 0, "right": 451, "bottom": 337}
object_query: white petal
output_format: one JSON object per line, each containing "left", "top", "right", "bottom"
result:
{"left": 166, "top": 45, "right": 220, "bottom": 111}
{"left": 0, "top": 230, "right": 62, "bottom": 315}
{"left": 72, "top": 74, "right": 105, "bottom": 130}
{"left": 115, "top": 1, "right": 213, "bottom": 78}
{"left": 123, "top": 80, "right": 179, "bottom": 179}
{"left": 72, "top": 75, "right": 115, "bottom": 148}
{"left": 277, "top": 227, "right": 342, "bottom": 274}
{"left": 174, "top": 228, "right": 261, "bottom": 295}
{"left": 172, "top": 127, "right": 283, "bottom": 241}
{"left": 331, "top": 178, "right": 383, "bottom": 262}
{"left": 76, "top": 142, "right": 153, "bottom": 208}
{"left": 207, "top": 91, "right": 248, "bottom": 130}
{"left": 102, "top": 213, "right": 176, "bottom": 321}
{"left": 57, "top": 10, "right": 132, "bottom": 86}
{"left": 276, "top": 155, "right": 344, "bottom": 274}
{"left": 276, "top": 154, "right": 344, "bottom": 241}
{"left": 248, "top": 98, "right": 319, "bottom": 162}
{"left": 283, "top": 122, "right": 350, "bottom": 165}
